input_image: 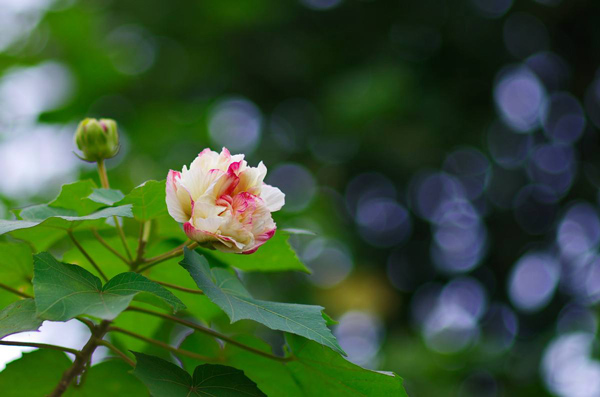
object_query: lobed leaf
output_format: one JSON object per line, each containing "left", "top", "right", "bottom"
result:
{"left": 87, "top": 188, "right": 125, "bottom": 206}
{"left": 0, "top": 205, "right": 133, "bottom": 236}
{"left": 49, "top": 180, "right": 105, "bottom": 215}
{"left": 180, "top": 248, "right": 344, "bottom": 355}
{"left": 33, "top": 252, "right": 185, "bottom": 321}
{"left": 0, "top": 299, "right": 43, "bottom": 339}
{"left": 204, "top": 231, "right": 311, "bottom": 273}
{"left": 132, "top": 352, "right": 265, "bottom": 397}
{"left": 115, "top": 180, "right": 167, "bottom": 221}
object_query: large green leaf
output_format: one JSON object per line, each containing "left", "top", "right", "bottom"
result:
{"left": 222, "top": 334, "right": 408, "bottom": 397}
{"left": 0, "top": 349, "right": 71, "bottom": 396}
{"left": 180, "top": 248, "right": 344, "bottom": 355}
{"left": 0, "top": 205, "right": 133, "bottom": 236}
{"left": 116, "top": 180, "right": 166, "bottom": 221}
{"left": 0, "top": 299, "right": 43, "bottom": 339}
{"left": 204, "top": 231, "right": 310, "bottom": 273}
{"left": 33, "top": 252, "right": 185, "bottom": 321}
{"left": 132, "top": 352, "right": 265, "bottom": 397}
{"left": 49, "top": 180, "right": 105, "bottom": 215}
{"left": 87, "top": 188, "right": 125, "bottom": 206}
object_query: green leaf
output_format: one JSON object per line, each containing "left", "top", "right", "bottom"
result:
{"left": 223, "top": 334, "right": 408, "bottom": 397}
{"left": 49, "top": 180, "right": 104, "bottom": 215}
{"left": 0, "top": 349, "right": 71, "bottom": 396}
{"left": 33, "top": 252, "right": 185, "bottom": 321}
{"left": 0, "top": 299, "right": 43, "bottom": 338}
{"left": 0, "top": 241, "right": 33, "bottom": 289}
{"left": 116, "top": 180, "right": 166, "bottom": 221}
{"left": 87, "top": 188, "right": 125, "bottom": 206}
{"left": 180, "top": 248, "right": 344, "bottom": 355}
{"left": 64, "top": 360, "right": 147, "bottom": 396}
{"left": 205, "top": 231, "right": 310, "bottom": 273}
{"left": 0, "top": 205, "right": 133, "bottom": 236}
{"left": 132, "top": 352, "right": 265, "bottom": 397}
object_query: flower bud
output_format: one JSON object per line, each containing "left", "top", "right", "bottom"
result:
{"left": 74, "top": 118, "right": 119, "bottom": 162}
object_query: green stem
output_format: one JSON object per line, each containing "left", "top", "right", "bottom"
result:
{"left": 133, "top": 221, "right": 152, "bottom": 270}
{"left": 126, "top": 306, "right": 292, "bottom": 363}
{"left": 137, "top": 241, "right": 198, "bottom": 273}
{"left": 108, "top": 326, "right": 217, "bottom": 363}
{"left": 67, "top": 231, "right": 108, "bottom": 282}
{"left": 0, "top": 341, "right": 81, "bottom": 357}
{"left": 0, "top": 283, "right": 32, "bottom": 299}
{"left": 149, "top": 280, "right": 204, "bottom": 295}
{"left": 97, "top": 160, "right": 134, "bottom": 263}
{"left": 91, "top": 229, "right": 130, "bottom": 266}
{"left": 98, "top": 340, "right": 135, "bottom": 367}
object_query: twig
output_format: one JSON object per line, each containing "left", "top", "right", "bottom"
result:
{"left": 126, "top": 306, "right": 292, "bottom": 363}
{"left": 0, "top": 341, "right": 81, "bottom": 357}
{"left": 92, "top": 229, "right": 130, "bottom": 266}
{"left": 67, "top": 231, "right": 108, "bottom": 282}
{"left": 134, "top": 221, "right": 152, "bottom": 267}
{"left": 149, "top": 280, "right": 204, "bottom": 295}
{"left": 98, "top": 340, "right": 135, "bottom": 367}
{"left": 75, "top": 317, "right": 96, "bottom": 332}
{"left": 49, "top": 320, "right": 111, "bottom": 396}
{"left": 108, "top": 326, "right": 216, "bottom": 363}
{"left": 97, "top": 160, "right": 134, "bottom": 263}
{"left": 0, "top": 283, "right": 32, "bottom": 299}
{"left": 137, "top": 242, "right": 198, "bottom": 273}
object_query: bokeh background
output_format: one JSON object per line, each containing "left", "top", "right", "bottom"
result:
{"left": 2, "top": 0, "right": 600, "bottom": 396}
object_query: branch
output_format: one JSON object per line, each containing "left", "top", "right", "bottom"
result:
{"left": 134, "top": 220, "right": 152, "bottom": 267}
{"left": 149, "top": 280, "right": 204, "bottom": 295}
{"left": 92, "top": 229, "right": 130, "bottom": 266}
{"left": 98, "top": 340, "right": 135, "bottom": 367}
{"left": 0, "top": 341, "right": 81, "bottom": 356}
{"left": 108, "top": 326, "right": 217, "bottom": 363}
{"left": 67, "top": 231, "right": 108, "bottom": 282}
{"left": 137, "top": 241, "right": 198, "bottom": 273}
{"left": 0, "top": 283, "right": 32, "bottom": 299}
{"left": 126, "top": 306, "right": 292, "bottom": 363}
{"left": 49, "top": 320, "right": 111, "bottom": 397}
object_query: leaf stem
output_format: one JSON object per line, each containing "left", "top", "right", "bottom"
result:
{"left": 97, "top": 160, "right": 134, "bottom": 263}
{"left": 148, "top": 280, "right": 204, "bottom": 295}
{"left": 67, "top": 231, "right": 108, "bottom": 283}
{"left": 0, "top": 341, "right": 81, "bottom": 357}
{"left": 91, "top": 228, "right": 130, "bottom": 266}
{"left": 0, "top": 282, "right": 32, "bottom": 299}
{"left": 137, "top": 241, "right": 198, "bottom": 273}
{"left": 126, "top": 306, "right": 292, "bottom": 363}
{"left": 133, "top": 220, "right": 152, "bottom": 270}
{"left": 98, "top": 340, "right": 135, "bottom": 367}
{"left": 108, "top": 326, "right": 217, "bottom": 363}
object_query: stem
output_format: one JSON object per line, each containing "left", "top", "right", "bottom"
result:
{"left": 149, "top": 280, "right": 204, "bottom": 295}
{"left": 97, "top": 160, "right": 110, "bottom": 190}
{"left": 97, "top": 160, "right": 134, "bottom": 263}
{"left": 0, "top": 283, "right": 32, "bottom": 299}
{"left": 108, "top": 326, "right": 216, "bottom": 363}
{"left": 0, "top": 341, "right": 81, "bottom": 356}
{"left": 133, "top": 221, "right": 152, "bottom": 270}
{"left": 98, "top": 340, "right": 135, "bottom": 367}
{"left": 67, "top": 231, "right": 108, "bottom": 282}
{"left": 49, "top": 320, "right": 111, "bottom": 397}
{"left": 75, "top": 317, "right": 96, "bottom": 332}
{"left": 137, "top": 242, "right": 198, "bottom": 273}
{"left": 126, "top": 306, "right": 292, "bottom": 363}
{"left": 92, "top": 229, "right": 130, "bottom": 266}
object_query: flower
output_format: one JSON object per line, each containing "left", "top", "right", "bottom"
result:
{"left": 166, "top": 148, "right": 285, "bottom": 254}
{"left": 74, "top": 118, "right": 119, "bottom": 162}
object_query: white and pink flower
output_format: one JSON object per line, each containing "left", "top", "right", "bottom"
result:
{"left": 166, "top": 148, "right": 285, "bottom": 254}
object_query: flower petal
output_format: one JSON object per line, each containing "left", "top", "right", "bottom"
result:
{"left": 260, "top": 184, "right": 285, "bottom": 212}
{"left": 166, "top": 170, "right": 192, "bottom": 223}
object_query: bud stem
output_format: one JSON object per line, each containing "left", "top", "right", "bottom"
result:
{"left": 96, "top": 160, "right": 134, "bottom": 263}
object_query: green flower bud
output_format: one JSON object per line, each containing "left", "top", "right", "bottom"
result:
{"left": 74, "top": 118, "right": 119, "bottom": 162}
